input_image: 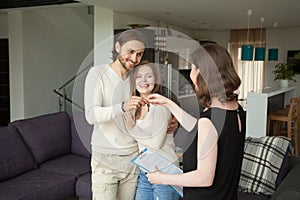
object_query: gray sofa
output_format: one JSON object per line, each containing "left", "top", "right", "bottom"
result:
{"left": 0, "top": 112, "right": 92, "bottom": 200}
{"left": 0, "top": 111, "right": 299, "bottom": 200}
{"left": 237, "top": 155, "right": 300, "bottom": 200}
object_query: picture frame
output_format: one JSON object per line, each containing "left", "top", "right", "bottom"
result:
{"left": 287, "top": 50, "right": 300, "bottom": 74}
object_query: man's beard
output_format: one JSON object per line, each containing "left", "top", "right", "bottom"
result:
{"left": 118, "top": 56, "right": 132, "bottom": 72}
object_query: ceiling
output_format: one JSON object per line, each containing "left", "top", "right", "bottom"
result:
{"left": 79, "top": 0, "right": 300, "bottom": 30}
{"left": 1, "top": 0, "right": 300, "bottom": 31}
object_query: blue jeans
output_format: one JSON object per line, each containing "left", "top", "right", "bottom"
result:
{"left": 135, "top": 171, "right": 180, "bottom": 200}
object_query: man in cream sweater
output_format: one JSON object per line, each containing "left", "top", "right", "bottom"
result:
{"left": 85, "top": 29, "right": 150, "bottom": 200}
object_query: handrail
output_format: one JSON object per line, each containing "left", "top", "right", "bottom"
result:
{"left": 57, "top": 63, "right": 93, "bottom": 91}
{"left": 53, "top": 89, "right": 84, "bottom": 111}
{"left": 54, "top": 62, "right": 93, "bottom": 112}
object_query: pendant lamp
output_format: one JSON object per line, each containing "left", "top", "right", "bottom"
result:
{"left": 268, "top": 22, "right": 279, "bottom": 61}
{"left": 255, "top": 47, "right": 266, "bottom": 60}
{"left": 242, "top": 45, "right": 254, "bottom": 61}
{"left": 268, "top": 48, "right": 278, "bottom": 61}
{"left": 241, "top": 9, "right": 254, "bottom": 61}
{"left": 254, "top": 17, "right": 266, "bottom": 61}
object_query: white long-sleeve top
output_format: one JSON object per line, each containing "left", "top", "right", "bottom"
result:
{"left": 84, "top": 64, "right": 138, "bottom": 155}
{"left": 130, "top": 105, "right": 178, "bottom": 164}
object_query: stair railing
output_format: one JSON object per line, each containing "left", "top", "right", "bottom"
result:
{"left": 53, "top": 63, "right": 93, "bottom": 112}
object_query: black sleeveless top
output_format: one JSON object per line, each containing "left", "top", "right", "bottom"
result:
{"left": 183, "top": 105, "right": 246, "bottom": 200}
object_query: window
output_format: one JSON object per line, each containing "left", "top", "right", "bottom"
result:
{"left": 229, "top": 29, "right": 266, "bottom": 100}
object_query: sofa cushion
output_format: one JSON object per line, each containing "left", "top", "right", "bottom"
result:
{"left": 239, "top": 136, "right": 290, "bottom": 196}
{"left": 40, "top": 154, "right": 91, "bottom": 177}
{"left": 270, "top": 162, "right": 300, "bottom": 200}
{"left": 0, "top": 126, "right": 37, "bottom": 182}
{"left": 287, "top": 156, "right": 300, "bottom": 172}
{"left": 70, "top": 112, "right": 92, "bottom": 158}
{"left": 275, "top": 150, "right": 289, "bottom": 188}
{"left": 0, "top": 168, "right": 75, "bottom": 200}
{"left": 237, "top": 191, "right": 270, "bottom": 200}
{"left": 76, "top": 172, "right": 92, "bottom": 200}
{"left": 11, "top": 112, "right": 71, "bottom": 164}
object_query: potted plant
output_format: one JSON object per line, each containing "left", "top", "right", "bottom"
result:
{"left": 273, "top": 63, "right": 296, "bottom": 88}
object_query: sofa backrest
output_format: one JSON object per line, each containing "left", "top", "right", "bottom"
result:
{"left": 11, "top": 112, "right": 71, "bottom": 164}
{"left": 70, "top": 111, "right": 92, "bottom": 158}
{"left": 0, "top": 126, "right": 37, "bottom": 181}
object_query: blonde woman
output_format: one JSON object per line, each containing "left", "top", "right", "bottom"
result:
{"left": 123, "top": 61, "right": 180, "bottom": 200}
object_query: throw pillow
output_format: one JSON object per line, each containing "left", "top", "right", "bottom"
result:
{"left": 0, "top": 126, "right": 37, "bottom": 181}
{"left": 239, "top": 136, "right": 290, "bottom": 196}
{"left": 11, "top": 112, "right": 71, "bottom": 164}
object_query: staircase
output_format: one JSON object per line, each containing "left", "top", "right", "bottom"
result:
{"left": 54, "top": 63, "right": 93, "bottom": 113}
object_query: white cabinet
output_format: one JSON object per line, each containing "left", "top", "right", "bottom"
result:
{"left": 245, "top": 86, "right": 295, "bottom": 138}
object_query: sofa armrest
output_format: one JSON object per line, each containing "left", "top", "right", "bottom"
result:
{"left": 70, "top": 112, "right": 92, "bottom": 158}
{"left": 287, "top": 156, "right": 300, "bottom": 172}
{"left": 271, "top": 159, "right": 300, "bottom": 200}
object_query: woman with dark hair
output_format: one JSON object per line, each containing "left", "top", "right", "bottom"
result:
{"left": 146, "top": 44, "right": 246, "bottom": 200}
{"left": 123, "top": 61, "right": 180, "bottom": 200}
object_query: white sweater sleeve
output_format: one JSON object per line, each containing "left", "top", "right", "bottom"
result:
{"left": 130, "top": 106, "right": 171, "bottom": 149}
{"left": 84, "top": 66, "right": 122, "bottom": 125}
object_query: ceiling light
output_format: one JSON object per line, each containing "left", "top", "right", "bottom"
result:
{"left": 241, "top": 9, "right": 254, "bottom": 61}
{"left": 268, "top": 22, "right": 279, "bottom": 61}
{"left": 254, "top": 17, "right": 266, "bottom": 61}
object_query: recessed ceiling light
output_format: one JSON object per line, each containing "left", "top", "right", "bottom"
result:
{"left": 178, "top": 16, "right": 184, "bottom": 19}
{"left": 164, "top": 12, "right": 171, "bottom": 15}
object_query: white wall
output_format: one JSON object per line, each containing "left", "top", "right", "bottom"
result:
{"left": 8, "top": 11, "right": 24, "bottom": 120}
{"left": 94, "top": 6, "right": 113, "bottom": 65}
{"left": 265, "top": 27, "right": 300, "bottom": 95}
{"left": 8, "top": 5, "right": 94, "bottom": 120}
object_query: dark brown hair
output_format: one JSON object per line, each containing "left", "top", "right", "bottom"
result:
{"left": 191, "top": 44, "right": 241, "bottom": 107}
{"left": 130, "top": 60, "right": 162, "bottom": 96}
{"left": 112, "top": 29, "right": 147, "bottom": 60}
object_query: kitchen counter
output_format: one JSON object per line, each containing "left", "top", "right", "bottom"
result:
{"left": 261, "top": 86, "right": 295, "bottom": 98}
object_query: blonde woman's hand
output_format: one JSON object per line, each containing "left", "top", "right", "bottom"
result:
{"left": 123, "top": 96, "right": 148, "bottom": 112}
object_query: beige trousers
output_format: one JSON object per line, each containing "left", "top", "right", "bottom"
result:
{"left": 91, "top": 152, "right": 139, "bottom": 200}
